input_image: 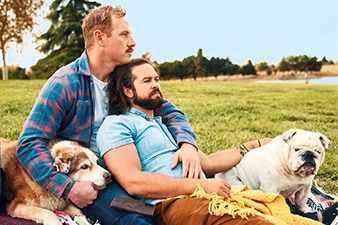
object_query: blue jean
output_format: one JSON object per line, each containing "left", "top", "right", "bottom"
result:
{"left": 82, "top": 179, "right": 153, "bottom": 225}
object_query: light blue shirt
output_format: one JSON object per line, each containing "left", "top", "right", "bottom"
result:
{"left": 97, "top": 108, "right": 183, "bottom": 203}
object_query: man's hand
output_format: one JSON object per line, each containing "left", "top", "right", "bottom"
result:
{"left": 171, "top": 143, "right": 203, "bottom": 179}
{"left": 68, "top": 181, "right": 105, "bottom": 208}
{"left": 201, "top": 178, "right": 231, "bottom": 198}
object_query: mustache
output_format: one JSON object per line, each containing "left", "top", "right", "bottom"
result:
{"left": 126, "top": 47, "right": 134, "bottom": 53}
{"left": 150, "top": 88, "right": 162, "bottom": 97}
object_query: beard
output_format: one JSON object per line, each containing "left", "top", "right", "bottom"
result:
{"left": 133, "top": 89, "right": 164, "bottom": 110}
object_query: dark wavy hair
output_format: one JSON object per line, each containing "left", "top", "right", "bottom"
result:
{"left": 108, "top": 58, "right": 150, "bottom": 115}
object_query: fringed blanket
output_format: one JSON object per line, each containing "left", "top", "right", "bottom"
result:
{"left": 175, "top": 184, "right": 323, "bottom": 225}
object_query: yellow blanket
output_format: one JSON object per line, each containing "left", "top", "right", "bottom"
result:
{"left": 187, "top": 184, "right": 323, "bottom": 225}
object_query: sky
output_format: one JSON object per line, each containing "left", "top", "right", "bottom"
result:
{"left": 5, "top": 0, "right": 338, "bottom": 69}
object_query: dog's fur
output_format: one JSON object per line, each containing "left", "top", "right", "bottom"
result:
{"left": 216, "top": 129, "right": 331, "bottom": 212}
{"left": 0, "top": 138, "right": 112, "bottom": 225}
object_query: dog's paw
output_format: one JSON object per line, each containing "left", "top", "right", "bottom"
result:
{"left": 74, "top": 215, "right": 100, "bottom": 225}
{"left": 299, "top": 204, "right": 314, "bottom": 213}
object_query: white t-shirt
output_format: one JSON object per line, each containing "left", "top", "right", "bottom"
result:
{"left": 90, "top": 74, "right": 108, "bottom": 160}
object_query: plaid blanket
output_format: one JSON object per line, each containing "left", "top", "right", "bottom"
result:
{"left": 0, "top": 213, "right": 36, "bottom": 225}
{"left": 0, "top": 211, "right": 82, "bottom": 225}
{"left": 0, "top": 211, "right": 100, "bottom": 225}
{"left": 288, "top": 185, "right": 335, "bottom": 211}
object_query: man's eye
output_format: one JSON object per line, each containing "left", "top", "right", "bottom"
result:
{"left": 121, "top": 32, "right": 129, "bottom": 37}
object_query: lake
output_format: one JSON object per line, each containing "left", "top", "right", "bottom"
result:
{"left": 256, "top": 76, "right": 338, "bottom": 85}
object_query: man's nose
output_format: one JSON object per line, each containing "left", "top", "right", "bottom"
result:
{"left": 128, "top": 36, "right": 136, "bottom": 47}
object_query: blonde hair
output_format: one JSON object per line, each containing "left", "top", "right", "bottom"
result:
{"left": 82, "top": 5, "right": 126, "bottom": 49}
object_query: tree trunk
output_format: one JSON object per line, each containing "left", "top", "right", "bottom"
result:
{"left": 1, "top": 48, "right": 8, "bottom": 80}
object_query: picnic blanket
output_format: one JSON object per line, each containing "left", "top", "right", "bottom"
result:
{"left": 182, "top": 184, "right": 324, "bottom": 225}
{"left": 0, "top": 211, "right": 100, "bottom": 225}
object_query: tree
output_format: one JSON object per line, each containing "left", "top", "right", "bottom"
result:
{"left": 222, "top": 57, "right": 238, "bottom": 75}
{"left": 285, "top": 55, "right": 322, "bottom": 72}
{"left": 31, "top": 0, "right": 100, "bottom": 79}
{"left": 195, "top": 48, "right": 209, "bottom": 78}
{"left": 182, "top": 56, "right": 197, "bottom": 80}
{"left": 255, "top": 62, "right": 269, "bottom": 71}
{"left": 141, "top": 52, "right": 160, "bottom": 74}
{"left": 241, "top": 60, "right": 256, "bottom": 75}
{"left": 209, "top": 57, "right": 236, "bottom": 78}
{"left": 255, "top": 62, "right": 274, "bottom": 75}
{"left": 0, "top": 0, "right": 44, "bottom": 80}
{"left": 0, "top": 65, "right": 28, "bottom": 79}
{"left": 306, "top": 56, "right": 322, "bottom": 71}
{"left": 278, "top": 57, "right": 291, "bottom": 72}
{"left": 209, "top": 57, "right": 224, "bottom": 79}
{"left": 321, "top": 56, "right": 334, "bottom": 65}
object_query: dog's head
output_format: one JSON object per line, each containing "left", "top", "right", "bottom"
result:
{"left": 282, "top": 129, "right": 330, "bottom": 177}
{"left": 50, "top": 140, "right": 112, "bottom": 187}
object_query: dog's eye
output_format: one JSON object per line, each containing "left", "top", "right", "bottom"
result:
{"left": 81, "top": 164, "right": 89, "bottom": 169}
{"left": 294, "top": 148, "right": 300, "bottom": 152}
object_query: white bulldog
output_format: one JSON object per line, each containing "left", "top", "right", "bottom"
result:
{"left": 216, "top": 128, "right": 331, "bottom": 212}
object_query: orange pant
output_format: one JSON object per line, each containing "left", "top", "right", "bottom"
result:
{"left": 153, "top": 197, "right": 273, "bottom": 225}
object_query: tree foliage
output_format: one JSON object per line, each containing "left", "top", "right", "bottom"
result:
{"left": 156, "top": 51, "right": 327, "bottom": 80}
{"left": 277, "top": 55, "right": 322, "bottom": 73}
{"left": 278, "top": 57, "right": 291, "bottom": 72}
{"left": 141, "top": 52, "right": 160, "bottom": 75}
{"left": 159, "top": 50, "right": 245, "bottom": 80}
{"left": 241, "top": 60, "right": 256, "bottom": 75}
{"left": 0, "top": 0, "right": 44, "bottom": 80}
{"left": 255, "top": 62, "right": 269, "bottom": 71}
{"left": 321, "top": 57, "right": 334, "bottom": 65}
{"left": 30, "top": 0, "right": 100, "bottom": 79}
{"left": 195, "top": 48, "right": 209, "bottom": 78}
{"left": 0, "top": 64, "right": 28, "bottom": 79}
{"left": 182, "top": 56, "right": 197, "bottom": 80}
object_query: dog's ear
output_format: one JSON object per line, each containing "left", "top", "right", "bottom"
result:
{"left": 319, "top": 134, "right": 331, "bottom": 150}
{"left": 53, "top": 152, "right": 73, "bottom": 173}
{"left": 282, "top": 129, "right": 298, "bottom": 143}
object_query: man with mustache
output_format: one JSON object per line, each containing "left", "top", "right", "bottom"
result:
{"left": 15, "top": 5, "right": 200, "bottom": 225}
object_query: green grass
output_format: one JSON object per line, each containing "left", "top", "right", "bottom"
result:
{"left": 1, "top": 80, "right": 337, "bottom": 194}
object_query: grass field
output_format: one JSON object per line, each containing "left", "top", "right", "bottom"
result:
{"left": 0, "top": 80, "right": 337, "bottom": 194}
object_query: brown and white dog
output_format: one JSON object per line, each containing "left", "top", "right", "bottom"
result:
{"left": 216, "top": 129, "right": 331, "bottom": 212}
{"left": 0, "top": 138, "right": 112, "bottom": 225}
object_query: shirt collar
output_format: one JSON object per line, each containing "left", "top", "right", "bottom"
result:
{"left": 128, "top": 107, "right": 162, "bottom": 123}
{"left": 73, "top": 51, "right": 91, "bottom": 77}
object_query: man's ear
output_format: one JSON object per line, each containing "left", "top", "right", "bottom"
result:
{"left": 93, "top": 30, "right": 104, "bottom": 46}
{"left": 123, "top": 87, "right": 133, "bottom": 99}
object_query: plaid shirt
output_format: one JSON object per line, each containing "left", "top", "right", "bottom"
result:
{"left": 16, "top": 51, "right": 197, "bottom": 197}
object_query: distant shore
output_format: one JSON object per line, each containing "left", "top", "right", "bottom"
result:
{"left": 181, "top": 64, "right": 338, "bottom": 82}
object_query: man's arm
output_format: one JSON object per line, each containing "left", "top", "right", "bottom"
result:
{"left": 103, "top": 143, "right": 231, "bottom": 199}
{"left": 199, "top": 138, "right": 273, "bottom": 176}
{"left": 17, "top": 76, "right": 101, "bottom": 208}
{"left": 17, "top": 77, "right": 72, "bottom": 197}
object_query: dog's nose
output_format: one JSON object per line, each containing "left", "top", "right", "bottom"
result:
{"left": 104, "top": 172, "right": 112, "bottom": 183}
{"left": 302, "top": 151, "right": 316, "bottom": 160}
